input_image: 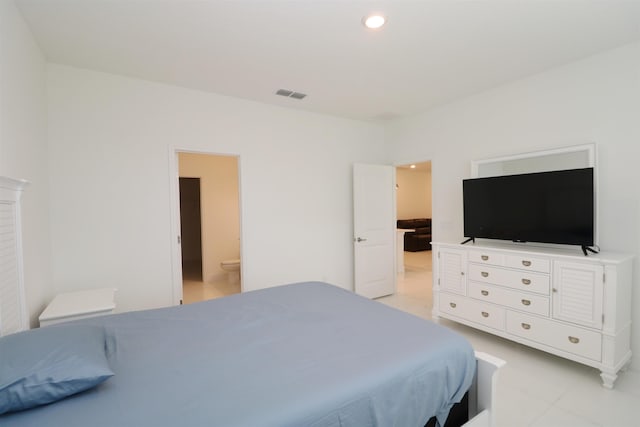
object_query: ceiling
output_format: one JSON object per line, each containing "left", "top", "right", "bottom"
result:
{"left": 397, "top": 161, "right": 431, "bottom": 172}
{"left": 15, "top": 0, "right": 640, "bottom": 122}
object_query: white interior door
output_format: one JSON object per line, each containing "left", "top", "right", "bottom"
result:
{"left": 353, "top": 164, "right": 396, "bottom": 298}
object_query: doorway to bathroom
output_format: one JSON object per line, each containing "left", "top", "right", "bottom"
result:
{"left": 177, "top": 152, "right": 242, "bottom": 304}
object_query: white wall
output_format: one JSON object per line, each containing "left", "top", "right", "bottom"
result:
{"left": 47, "top": 65, "right": 386, "bottom": 312}
{"left": 385, "top": 42, "right": 640, "bottom": 368}
{"left": 396, "top": 168, "right": 431, "bottom": 220}
{"left": 0, "top": 0, "right": 52, "bottom": 326}
{"left": 179, "top": 153, "right": 240, "bottom": 283}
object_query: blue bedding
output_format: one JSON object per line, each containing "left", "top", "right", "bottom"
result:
{"left": 1, "top": 282, "right": 475, "bottom": 427}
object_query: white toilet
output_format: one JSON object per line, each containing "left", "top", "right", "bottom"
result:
{"left": 220, "top": 259, "right": 241, "bottom": 284}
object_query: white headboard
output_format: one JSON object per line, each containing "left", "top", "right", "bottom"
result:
{"left": 0, "top": 176, "right": 29, "bottom": 336}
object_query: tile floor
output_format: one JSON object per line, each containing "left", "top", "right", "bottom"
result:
{"left": 182, "top": 278, "right": 240, "bottom": 303}
{"left": 181, "top": 251, "right": 639, "bottom": 426}
{"left": 379, "top": 251, "right": 640, "bottom": 427}
{"left": 181, "top": 259, "right": 241, "bottom": 304}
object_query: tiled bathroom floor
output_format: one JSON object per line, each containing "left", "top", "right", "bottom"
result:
{"left": 182, "top": 278, "right": 240, "bottom": 304}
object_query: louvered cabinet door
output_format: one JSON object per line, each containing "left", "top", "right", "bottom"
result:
{"left": 438, "top": 248, "right": 468, "bottom": 295}
{"left": 552, "top": 261, "right": 604, "bottom": 330}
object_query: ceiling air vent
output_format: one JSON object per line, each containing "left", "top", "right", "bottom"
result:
{"left": 275, "top": 89, "right": 307, "bottom": 100}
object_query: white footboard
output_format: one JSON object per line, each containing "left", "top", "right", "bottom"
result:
{"left": 465, "top": 351, "right": 506, "bottom": 427}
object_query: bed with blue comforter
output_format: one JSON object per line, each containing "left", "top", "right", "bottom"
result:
{"left": 1, "top": 282, "right": 475, "bottom": 427}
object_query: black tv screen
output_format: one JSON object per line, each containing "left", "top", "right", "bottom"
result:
{"left": 463, "top": 168, "right": 594, "bottom": 246}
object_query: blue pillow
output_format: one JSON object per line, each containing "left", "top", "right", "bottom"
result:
{"left": 0, "top": 324, "right": 114, "bottom": 414}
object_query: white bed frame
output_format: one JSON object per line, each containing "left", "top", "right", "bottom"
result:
{"left": 0, "top": 176, "right": 29, "bottom": 337}
{"left": 466, "top": 351, "right": 506, "bottom": 427}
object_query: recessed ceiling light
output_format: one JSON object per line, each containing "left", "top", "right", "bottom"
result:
{"left": 410, "top": 164, "right": 416, "bottom": 169}
{"left": 363, "top": 14, "right": 386, "bottom": 29}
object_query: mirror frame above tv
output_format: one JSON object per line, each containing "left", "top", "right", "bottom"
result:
{"left": 471, "top": 144, "right": 595, "bottom": 178}
{"left": 467, "top": 143, "right": 598, "bottom": 253}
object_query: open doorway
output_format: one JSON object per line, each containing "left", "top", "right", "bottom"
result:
{"left": 178, "top": 152, "right": 241, "bottom": 303}
{"left": 180, "top": 177, "right": 203, "bottom": 280}
{"left": 392, "top": 161, "right": 433, "bottom": 316}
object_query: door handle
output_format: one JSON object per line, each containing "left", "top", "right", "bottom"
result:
{"left": 355, "top": 237, "right": 367, "bottom": 242}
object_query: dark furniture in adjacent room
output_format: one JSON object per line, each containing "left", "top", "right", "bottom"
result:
{"left": 397, "top": 218, "right": 432, "bottom": 251}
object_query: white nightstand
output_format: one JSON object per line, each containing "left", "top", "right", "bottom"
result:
{"left": 39, "top": 288, "right": 117, "bottom": 327}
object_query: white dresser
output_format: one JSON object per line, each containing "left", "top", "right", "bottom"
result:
{"left": 432, "top": 241, "right": 633, "bottom": 388}
{"left": 39, "top": 288, "right": 117, "bottom": 327}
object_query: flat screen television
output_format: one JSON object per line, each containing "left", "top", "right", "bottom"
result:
{"left": 463, "top": 167, "right": 594, "bottom": 248}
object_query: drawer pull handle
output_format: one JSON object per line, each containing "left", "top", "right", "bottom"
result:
{"left": 481, "top": 311, "right": 489, "bottom": 318}
{"left": 449, "top": 302, "right": 457, "bottom": 308}
{"left": 521, "top": 323, "right": 531, "bottom": 330}
{"left": 481, "top": 271, "right": 489, "bottom": 278}
{"left": 522, "top": 278, "right": 531, "bottom": 285}
{"left": 521, "top": 299, "right": 531, "bottom": 306}
{"left": 568, "top": 336, "right": 580, "bottom": 344}
{"left": 522, "top": 260, "right": 532, "bottom": 267}
{"left": 481, "top": 255, "right": 489, "bottom": 261}
{"left": 481, "top": 290, "right": 489, "bottom": 296}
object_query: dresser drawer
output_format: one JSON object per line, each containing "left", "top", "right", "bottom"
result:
{"left": 505, "top": 254, "right": 550, "bottom": 273}
{"left": 468, "top": 250, "right": 505, "bottom": 266}
{"left": 439, "top": 293, "right": 505, "bottom": 331}
{"left": 469, "top": 282, "right": 550, "bottom": 317}
{"left": 439, "top": 293, "right": 468, "bottom": 318}
{"left": 506, "top": 311, "right": 601, "bottom": 361}
{"left": 468, "top": 264, "right": 550, "bottom": 295}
